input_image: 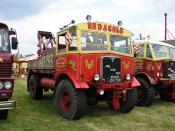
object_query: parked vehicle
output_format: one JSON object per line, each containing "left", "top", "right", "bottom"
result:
{"left": 0, "top": 22, "right": 18, "bottom": 119}
{"left": 27, "top": 17, "right": 139, "bottom": 120}
{"left": 133, "top": 40, "right": 175, "bottom": 106}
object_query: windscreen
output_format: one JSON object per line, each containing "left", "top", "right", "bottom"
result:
{"left": 152, "top": 44, "right": 168, "bottom": 59}
{"left": 0, "top": 29, "right": 10, "bottom": 52}
{"left": 110, "top": 35, "right": 131, "bottom": 54}
{"left": 80, "top": 30, "right": 132, "bottom": 55}
{"left": 167, "top": 47, "right": 175, "bottom": 59}
{"left": 81, "top": 31, "right": 108, "bottom": 51}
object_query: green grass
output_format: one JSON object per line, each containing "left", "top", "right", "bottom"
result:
{"left": 0, "top": 77, "right": 175, "bottom": 131}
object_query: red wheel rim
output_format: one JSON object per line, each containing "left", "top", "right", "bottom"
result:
{"left": 138, "top": 87, "right": 144, "bottom": 100}
{"left": 60, "top": 91, "right": 72, "bottom": 111}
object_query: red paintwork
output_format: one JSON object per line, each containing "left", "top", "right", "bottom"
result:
{"left": 172, "top": 87, "right": 175, "bottom": 99}
{"left": 60, "top": 90, "right": 72, "bottom": 112}
{"left": 132, "top": 77, "right": 140, "bottom": 87}
{"left": 28, "top": 29, "right": 139, "bottom": 111}
{"left": 28, "top": 51, "right": 138, "bottom": 110}
{"left": 0, "top": 23, "right": 15, "bottom": 102}
{"left": 0, "top": 89, "right": 13, "bottom": 100}
{"left": 134, "top": 59, "right": 163, "bottom": 82}
{"left": 113, "top": 90, "right": 120, "bottom": 110}
{"left": 134, "top": 58, "right": 175, "bottom": 100}
{"left": 40, "top": 77, "right": 55, "bottom": 89}
{"left": 54, "top": 53, "right": 136, "bottom": 90}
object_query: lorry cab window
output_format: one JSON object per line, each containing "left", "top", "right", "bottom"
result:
{"left": 152, "top": 44, "right": 167, "bottom": 59}
{"left": 168, "top": 47, "right": 175, "bottom": 59}
{"left": 58, "top": 34, "right": 66, "bottom": 53}
{"left": 0, "top": 29, "right": 10, "bottom": 52}
{"left": 81, "top": 31, "right": 107, "bottom": 51}
{"left": 146, "top": 44, "right": 152, "bottom": 58}
{"left": 110, "top": 35, "right": 131, "bottom": 54}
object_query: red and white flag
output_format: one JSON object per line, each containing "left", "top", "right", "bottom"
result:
{"left": 133, "top": 44, "right": 141, "bottom": 54}
{"left": 65, "top": 32, "right": 73, "bottom": 45}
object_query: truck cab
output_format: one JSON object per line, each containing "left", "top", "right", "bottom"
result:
{"left": 0, "top": 22, "right": 18, "bottom": 119}
{"left": 27, "top": 19, "right": 139, "bottom": 120}
{"left": 134, "top": 40, "right": 175, "bottom": 106}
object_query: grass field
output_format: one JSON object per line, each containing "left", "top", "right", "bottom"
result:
{"left": 0, "top": 77, "right": 175, "bottom": 131}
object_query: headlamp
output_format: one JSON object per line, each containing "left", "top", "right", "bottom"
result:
{"left": 4, "top": 81, "right": 12, "bottom": 89}
{"left": 94, "top": 74, "right": 100, "bottom": 81}
{"left": 125, "top": 74, "right": 131, "bottom": 81}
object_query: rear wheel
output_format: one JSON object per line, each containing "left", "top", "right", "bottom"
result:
{"left": 29, "top": 74, "right": 43, "bottom": 99}
{"left": 136, "top": 78, "right": 155, "bottom": 106}
{"left": 118, "top": 88, "right": 137, "bottom": 113}
{"left": 0, "top": 110, "right": 8, "bottom": 120}
{"left": 56, "top": 79, "right": 87, "bottom": 120}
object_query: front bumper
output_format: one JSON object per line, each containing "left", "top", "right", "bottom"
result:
{"left": 0, "top": 100, "right": 16, "bottom": 110}
{"left": 98, "top": 77, "right": 140, "bottom": 90}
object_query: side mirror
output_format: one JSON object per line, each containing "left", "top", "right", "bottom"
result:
{"left": 11, "top": 37, "right": 18, "bottom": 50}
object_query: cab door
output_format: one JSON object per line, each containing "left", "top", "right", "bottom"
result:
{"left": 133, "top": 44, "right": 145, "bottom": 73}
{"left": 144, "top": 44, "right": 155, "bottom": 75}
{"left": 56, "top": 31, "right": 68, "bottom": 73}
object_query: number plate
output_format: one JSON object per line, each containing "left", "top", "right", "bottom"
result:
{"left": 107, "top": 78, "right": 120, "bottom": 84}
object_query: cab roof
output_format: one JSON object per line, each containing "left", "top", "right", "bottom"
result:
{"left": 58, "top": 22, "right": 133, "bottom": 37}
{"left": 0, "top": 22, "right": 8, "bottom": 29}
{"left": 134, "top": 40, "right": 175, "bottom": 48}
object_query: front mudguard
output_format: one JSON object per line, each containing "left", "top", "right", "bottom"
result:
{"left": 131, "top": 77, "right": 140, "bottom": 87}
{"left": 134, "top": 72, "right": 157, "bottom": 85}
{"left": 68, "top": 74, "right": 89, "bottom": 89}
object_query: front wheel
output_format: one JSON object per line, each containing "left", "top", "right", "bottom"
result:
{"left": 136, "top": 78, "right": 155, "bottom": 106}
{"left": 107, "top": 88, "right": 137, "bottom": 113}
{"left": 0, "top": 110, "right": 8, "bottom": 119}
{"left": 118, "top": 88, "right": 137, "bottom": 113}
{"left": 55, "top": 79, "right": 87, "bottom": 120}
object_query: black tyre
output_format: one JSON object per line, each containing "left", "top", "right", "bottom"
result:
{"left": 87, "top": 96, "right": 99, "bottom": 105}
{"left": 159, "top": 87, "right": 172, "bottom": 101}
{"left": 56, "top": 79, "right": 87, "bottom": 120}
{"left": 107, "top": 88, "right": 137, "bottom": 113}
{"left": 136, "top": 78, "right": 155, "bottom": 106}
{"left": 29, "top": 75, "right": 43, "bottom": 99}
{"left": 118, "top": 88, "right": 137, "bottom": 113}
{"left": 0, "top": 110, "right": 8, "bottom": 120}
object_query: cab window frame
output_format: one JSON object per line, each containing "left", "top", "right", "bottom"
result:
{"left": 80, "top": 30, "right": 108, "bottom": 51}
{"left": 134, "top": 44, "right": 145, "bottom": 58}
{"left": 145, "top": 44, "right": 153, "bottom": 59}
{"left": 68, "top": 27, "right": 78, "bottom": 52}
{"left": 57, "top": 31, "right": 67, "bottom": 54}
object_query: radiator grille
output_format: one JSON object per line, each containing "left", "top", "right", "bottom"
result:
{"left": 102, "top": 57, "right": 121, "bottom": 84}
{"left": 0, "top": 63, "right": 12, "bottom": 77}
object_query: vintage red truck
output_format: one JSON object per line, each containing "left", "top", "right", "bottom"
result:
{"left": 0, "top": 22, "right": 18, "bottom": 119}
{"left": 27, "top": 18, "right": 139, "bottom": 120}
{"left": 133, "top": 40, "right": 175, "bottom": 106}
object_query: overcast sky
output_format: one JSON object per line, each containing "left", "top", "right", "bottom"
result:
{"left": 0, "top": 0, "right": 175, "bottom": 55}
